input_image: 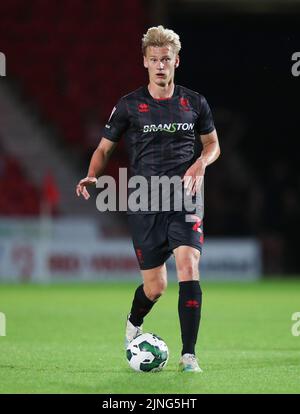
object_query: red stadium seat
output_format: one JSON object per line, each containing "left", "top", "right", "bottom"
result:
{"left": 0, "top": 0, "right": 146, "bottom": 216}
{"left": 0, "top": 153, "right": 40, "bottom": 216}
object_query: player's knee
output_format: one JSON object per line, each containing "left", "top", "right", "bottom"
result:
{"left": 178, "top": 249, "right": 200, "bottom": 268}
{"left": 176, "top": 257, "right": 199, "bottom": 280}
{"left": 146, "top": 280, "right": 167, "bottom": 301}
{"left": 177, "top": 260, "right": 193, "bottom": 274}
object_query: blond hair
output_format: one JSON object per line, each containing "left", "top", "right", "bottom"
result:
{"left": 142, "top": 25, "right": 181, "bottom": 56}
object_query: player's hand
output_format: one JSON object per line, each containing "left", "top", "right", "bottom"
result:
{"left": 76, "top": 177, "right": 97, "bottom": 200}
{"left": 182, "top": 158, "right": 207, "bottom": 196}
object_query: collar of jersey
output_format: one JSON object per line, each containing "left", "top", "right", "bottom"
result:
{"left": 144, "top": 85, "right": 179, "bottom": 101}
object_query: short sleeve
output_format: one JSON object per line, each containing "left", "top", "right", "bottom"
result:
{"left": 101, "top": 98, "right": 129, "bottom": 142}
{"left": 194, "top": 95, "right": 215, "bottom": 135}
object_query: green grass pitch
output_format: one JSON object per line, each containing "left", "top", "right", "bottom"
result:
{"left": 0, "top": 279, "right": 300, "bottom": 394}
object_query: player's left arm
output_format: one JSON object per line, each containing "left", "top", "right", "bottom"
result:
{"left": 183, "top": 129, "right": 220, "bottom": 196}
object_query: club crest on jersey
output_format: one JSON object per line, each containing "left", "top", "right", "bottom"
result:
{"left": 179, "top": 97, "right": 190, "bottom": 111}
{"left": 138, "top": 103, "right": 149, "bottom": 113}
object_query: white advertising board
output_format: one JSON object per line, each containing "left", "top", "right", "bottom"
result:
{"left": 0, "top": 238, "right": 261, "bottom": 282}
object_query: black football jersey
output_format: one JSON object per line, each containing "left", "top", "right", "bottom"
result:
{"left": 102, "top": 84, "right": 215, "bottom": 213}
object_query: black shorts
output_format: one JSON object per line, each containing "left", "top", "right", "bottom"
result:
{"left": 127, "top": 211, "right": 204, "bottom": 270}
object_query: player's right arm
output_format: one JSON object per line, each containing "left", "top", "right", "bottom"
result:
{"left": 76, "top": 97, "right": 129, "bottom": 200}
{"left": 76, "top": 138, "right": 117, "bottom": 200}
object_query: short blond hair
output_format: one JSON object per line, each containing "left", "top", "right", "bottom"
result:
{"left": 142, "top": 25, "right": 181, "bottom": 56}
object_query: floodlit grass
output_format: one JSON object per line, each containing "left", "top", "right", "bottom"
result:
{"left": 0, "top": 279, "right": 299, "bottom": 393}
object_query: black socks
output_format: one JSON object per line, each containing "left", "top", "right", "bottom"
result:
{"left": 129, "top": 281, "right": 202, "bottom": 356}
{"left": 129, "top": 284, "right": 156, "bottom": 327}
{"left": 178, "top": 280, "right": 202, "bottom": 355}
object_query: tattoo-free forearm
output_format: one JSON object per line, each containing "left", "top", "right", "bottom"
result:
{"left": 198, "top": 140, "right": 220, "bottom": 167}
{"left": 87, "top": 147, "right": 111, "bottom": 178}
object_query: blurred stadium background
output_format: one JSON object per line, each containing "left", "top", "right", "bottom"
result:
{"left": 0, "top": 0, "right": 299, "bottom": 282}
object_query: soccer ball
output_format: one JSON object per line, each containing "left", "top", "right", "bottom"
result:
{"left": 126, "top": 333, "right": 169, "bottom": 372}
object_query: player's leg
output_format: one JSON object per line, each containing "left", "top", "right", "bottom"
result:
{"left": 129, "top": 264, "right": 167, "bottom": 324}
{"left": 174, "top": 246, "right": 203, "bottom": 372}
{"left": 126, "top": 213, "right": 170, "bottom": 347}
{"left": 125, "top": 265, "right": 168, "bottom": 347}
{"left": 168, "top": 212, "right": 204, "bottom": 372}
